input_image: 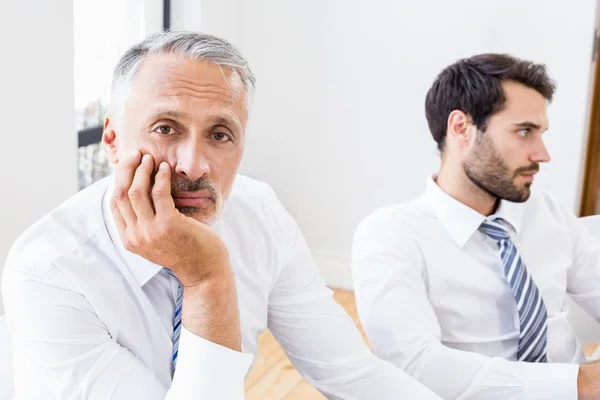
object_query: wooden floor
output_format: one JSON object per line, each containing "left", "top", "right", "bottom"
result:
{"left": 244, "top": 289, "right": 600, "bottom": 399}
{"left": 244, "top": 289, "right": 367, "bottom": 400}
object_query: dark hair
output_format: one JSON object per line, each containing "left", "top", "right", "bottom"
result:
{"left": 425, "top": 53, "right": 556, "bottom": 152}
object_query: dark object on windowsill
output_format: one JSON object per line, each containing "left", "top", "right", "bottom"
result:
{"left": 78, "top": 126, "right": 103, "bottom": 148}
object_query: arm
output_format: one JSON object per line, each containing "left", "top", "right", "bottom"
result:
{"left": 2, "top": 263, "right": 252, "bottom": 399}
{"left": 111, "top": 151, "right": 243, "bottom": 353}
{"left": 172, "top": 269, "right": 252, "bottom": 398}
{"left": 351, "top": 211, "right": 579, "bottom": 400}
{"left": 3, "top": 152, "right": 252, "bottom": 399}
{"left": 264, "top": 189, "right": 441, "bottom": 400}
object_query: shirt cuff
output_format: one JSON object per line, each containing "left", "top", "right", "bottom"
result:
{"left": 169, "top": 327, "right": 254, "bottom": 399}
{"left": 524, "top": 362, "right": 578, "bottom": 400}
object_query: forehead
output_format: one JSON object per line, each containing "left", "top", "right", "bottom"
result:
{"left": 495, "top": 81, "right": 548, "bottom": 126}
{"left": 128, "top": 53, "right": 248, "bottom": 117}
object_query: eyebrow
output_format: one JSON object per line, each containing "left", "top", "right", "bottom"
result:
{"left": 147, "top": 109, "right": 185, "bottom": 120}
{"left": 209, "top": 115, "right": 241, "bottom": 130}
{"left": 147, "top": 108, "right": 184, "bottom": 120}
{"left": 512, "top": 121, "right": 546, "bottom": 131}
{"left": 147, "top": 109, "right": 242, "bottom": 131}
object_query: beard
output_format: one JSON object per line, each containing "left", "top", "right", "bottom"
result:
{"left": 170, "top": 175, "right": 227, "bottom": 226}
{"left": 463, "top": 132, "right": 539, "bottom": 203}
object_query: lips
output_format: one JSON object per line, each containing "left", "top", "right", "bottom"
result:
{"left": 173, "top": 190, "right": 213, "bottom": 199}
{"left": 172, "top": 191, "right": 214, "bottom": 208}
{"left": 519, "top": 172, "right": 537, "bottom": 182}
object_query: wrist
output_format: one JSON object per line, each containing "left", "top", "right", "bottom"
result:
{"left": 184, "top": 265, "right": 235, "bottom": 292}
{"left": 578, "top": 364, "right": 599, "bottom": 399}
{"left": 181, "top": 268, "right": 241, "bottom": 351}
{"left": 178, "top": 247, "right": 232, "bottom": 287}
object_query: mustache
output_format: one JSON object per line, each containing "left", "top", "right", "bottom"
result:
{"left": 170, "top": 176, "right": 218, "bottom": 198}
{"left": 514, "top": 164, "right": 540, "bottom": 176}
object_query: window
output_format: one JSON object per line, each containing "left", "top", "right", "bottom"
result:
{"left": 74, "top": 0, "right": 166, "bottom": 189}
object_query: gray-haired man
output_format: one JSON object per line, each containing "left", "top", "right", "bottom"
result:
{"left": 2, "top": 32, "right": 441, "bottom": 399}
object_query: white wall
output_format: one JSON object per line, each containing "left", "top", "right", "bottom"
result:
{"left": 0, "top": 1, "right": 77, "bottom": 313}
{"left": 178, "top": 0, "right": 598, "bottom": 288}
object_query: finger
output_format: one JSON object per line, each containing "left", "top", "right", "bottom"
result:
{"left": 152, "top": 162, "right": 176, "bottom": 217}
{"left": 129, "top": 154, "right": 155, "bottom": 220}
{"left": 109, "top": 197, "right": 127, "bottom": 233}
{"left": 113, "top": 149, "right": 141, "bottom": 225}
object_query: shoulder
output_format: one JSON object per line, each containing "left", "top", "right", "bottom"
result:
{"left": 222, "top": 174, "right": 294, "bottom": 232}
{"left": 352, "top": 196, "right": 431, "bottom": 268}
{"left": 4, "top": 178, "right": 109, "bottom": 277}
{"left": 354, "top": 196, "right": 432, "bottom": 243}
{"left": 521, "top": 189, "right": 575, "bottom": 225}
{"left": 227, "top": 174, "right": 280, "bottom": 208}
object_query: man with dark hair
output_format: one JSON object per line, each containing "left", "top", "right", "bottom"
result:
{"left": 352, "top": 53, "right": 600, "bottom": 399}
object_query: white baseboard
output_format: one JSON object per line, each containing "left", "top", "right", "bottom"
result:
{"left": 313, "top": 252, "right": 354, "bottom": 290}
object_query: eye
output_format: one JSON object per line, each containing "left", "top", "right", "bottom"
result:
{"left": 517, "top": 128, "right": 530, "bottom": 137}
{"left": 212, "top": 132, "right": 231, "bottom": 142}
{"left": 155, "top": 125, "right": 173, "bottom": 135}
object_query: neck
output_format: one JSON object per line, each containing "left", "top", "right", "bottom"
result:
{"left": 436, "top": 162, "right": 498, "bottom": 216}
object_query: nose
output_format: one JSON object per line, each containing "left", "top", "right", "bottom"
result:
{"left": 531, "top": 137, "right": 551, "bottom": 164}
{"left": 174, "top": 142, "right": 210, "bottom": 182}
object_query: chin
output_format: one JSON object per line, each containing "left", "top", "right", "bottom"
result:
{"left": 511, "top": 188, "right": 532, "bottom": 203}
{"left": 495, "top": 182, "right": 531, "bottom": 203}
{"left": 177, "top": 206, "right": 221, "bottom": 226}
{"left": 518, "top": 191, "right": 532, "bottom": 202}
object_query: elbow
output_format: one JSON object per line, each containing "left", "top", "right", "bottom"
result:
{"left": 365, "top": 322, "right": 437, "bottom": 381}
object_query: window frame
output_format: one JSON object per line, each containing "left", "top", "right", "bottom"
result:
{"left": 76, "top": 0, "right": 171, "bottom": 148}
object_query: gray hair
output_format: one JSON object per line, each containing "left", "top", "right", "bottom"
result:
{"left": 107, "top": 31, "right": 256, "bottom": 120}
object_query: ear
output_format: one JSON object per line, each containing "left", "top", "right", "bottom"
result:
{"left": 446, "top": 110, "right": 473, "bottom": 150}
{"left": 102, "top": 117, "right": 119, "bottom": 164}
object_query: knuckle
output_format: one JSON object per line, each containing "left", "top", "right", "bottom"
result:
{"left": 141, "top": 230, "right": 154, "bottom": 244}
{"left": 112, "top": 188, "right": 127, "bottom": 202}
{"left": 153, "top": 220, "right": 167, "bottom": 235}
{"left": 158, "top": 221, "right": 174, "bottom": 236}
{"left": 109, "top": 197, "right": 119, "bottom": 211}
{"left": 122, "top": 235, "right": 137, "bottom": 252}
{"left": 152, "top": 186, "right": 168, "bottom": 199}
{"left": 128, "top": 187, "right": 142, "bottom": 200}
{"left": 123, "top": 231, "right": 148, "bottom": 251}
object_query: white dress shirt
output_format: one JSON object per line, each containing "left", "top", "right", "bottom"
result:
{"left": 2, "top": 174, "right": 441, "bottom": 399}
{"left": 352, "top": 176, "right": 600, "bottom": 400}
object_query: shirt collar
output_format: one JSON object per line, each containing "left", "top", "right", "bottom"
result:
{"left": 425, "top": 175, "right": 524, "bottom": 247}
{"left": 492, "top": 197, "right": 524, "bottom": 235}
{"left": 102, "top": 175, "right": 163, "bottom": 287}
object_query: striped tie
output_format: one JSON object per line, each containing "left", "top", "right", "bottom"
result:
{"left": 479, "top": 219, "right": 548, "bottom": 363}
{"left": 165, "top": 268, "right": 183, "bottom": 374}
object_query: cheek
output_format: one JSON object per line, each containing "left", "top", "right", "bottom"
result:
{"left": 113, "top": 130, "right": 144, "bottom": 161}
{"left": 207, "top": 150, "right": 243, "bottom": 186}
{"left": 500, "top": 142, "right": 530, "bottom": 168}
{"left": 147, "top": 144, "right": 172, "bottom": 164}
{"left": 132, "top": 137, "right": 177, "bottom": 167}
{"left": 480, "top": 132, "right": 519, "bottom": 163}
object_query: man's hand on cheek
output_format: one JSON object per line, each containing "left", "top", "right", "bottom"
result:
{"left": 110, "top": 150, "right": 230, "bottom": 287}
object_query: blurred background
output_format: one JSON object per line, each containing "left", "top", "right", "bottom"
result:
{"left": 2, "top": 1, "right": 600, "bottom": 398}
